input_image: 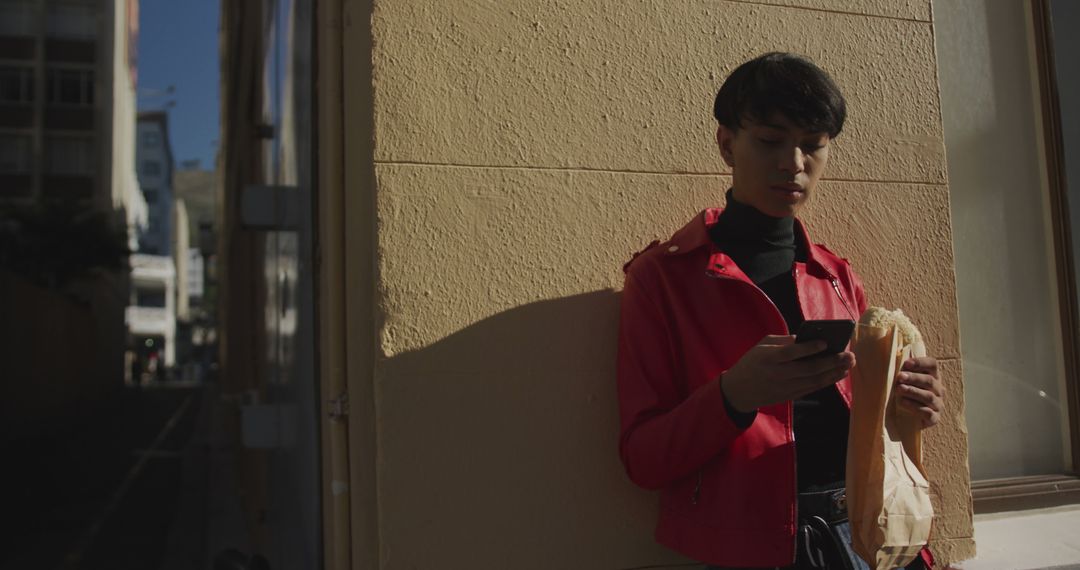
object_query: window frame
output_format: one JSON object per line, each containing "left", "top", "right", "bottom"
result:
{"left": 971, "top": 0, "right": 1080, "bottom": 514}
{"left": 44, "top": 133, "right": 96, "bottom": 176}
{"left": 45, "top": 0, "right": 98, "bottom": 40}
{"left": 0, "top": 0, "right": 38, "bottom": 37}
{"left": 0, "top": 132, "right": 33, "bottom": 174}
{"left": 45, "top": 66, "right": 94, "bottom": 107}
{"left": 141, "top": 160, "right": 162, "bottom": 178}
{"left": 0, "top": 66, "right": 35, "bottom": 104}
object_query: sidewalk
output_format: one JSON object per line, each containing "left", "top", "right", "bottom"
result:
{"left": 953, "top": 505, "right": 1080, "bottom": 569}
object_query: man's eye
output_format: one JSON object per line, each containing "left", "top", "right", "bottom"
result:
{"left": 801, "top": 144, "right": 826, "bottom": 153}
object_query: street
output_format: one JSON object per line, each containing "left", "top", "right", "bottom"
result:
{"left": 0, "top": 384, "right": 202, "bottom": 570}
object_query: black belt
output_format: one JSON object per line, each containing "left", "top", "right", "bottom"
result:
{"left": 797, "top": 487, "right": 848, "bottom": 524}
{"left": 794, "top": 486, "right": 855, "bottom": 569}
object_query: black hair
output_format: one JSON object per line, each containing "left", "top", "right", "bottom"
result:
{"left": 713, "top": 52, "right": 847, "bottom": 138}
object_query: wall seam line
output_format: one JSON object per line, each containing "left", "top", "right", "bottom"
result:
{"left": 375, "top": 161, "right": 722, "bottom": 177}
{"left": 374, "top": 160, "right": 947, "bottom": 186}
{"left": 822, "top": 178, "right": 946, "bottom": 186}
{"left": 715, "top": 0, "right": 932, "bottom": 24}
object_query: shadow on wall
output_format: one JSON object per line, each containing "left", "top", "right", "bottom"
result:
{"left": 376, "top": 290, "right": 685, "bottom": 568}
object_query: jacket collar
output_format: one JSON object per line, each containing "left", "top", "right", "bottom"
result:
{"left": 664, "top": 208, "right": 838, "bottom": 279}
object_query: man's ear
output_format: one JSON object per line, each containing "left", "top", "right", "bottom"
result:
{"left": 716, "top": 125, "right": 736, "bottom": 168}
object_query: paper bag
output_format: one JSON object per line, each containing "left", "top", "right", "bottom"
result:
{"left": 846, "top": 314, "right": 934, "bottom": 569}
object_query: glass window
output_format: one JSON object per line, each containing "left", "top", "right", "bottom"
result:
{"left": 0, "top": 1, "right": 37, "bottom": 37}
{"left": 46, "top": 68, "right": 94, "bottom": 106}
{"left": 144, "top": 189, "right": 158, "bottom": 204}
{"left": 142, "top": 160, "right": 161, "bottom": 177}
{"left": 141, "top": 131, "right": 160, "bottom": 147}
{"left": 1056, "top": 7, "right": 1080, "bottom": 329}
{"left": 0, "top": 135, "right": 32, "bottom": 174}
{"left": 45, "top": 135, "right": 95, "bottom": 176}
{"left": 935, "top": 0, "right": 1073, "bottom": 479}
{"left": 136, "top": 289, "right": 166, "bottom": 308}
{"left": 46, "top": 1, "right": 97, "bottom": 39}
{"left": 0, "top": 67, "right": 34, "bottom": 103}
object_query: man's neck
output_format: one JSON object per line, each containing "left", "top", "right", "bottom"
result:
{"left": 714, "top": 188, "right": 796, "bottom": 247}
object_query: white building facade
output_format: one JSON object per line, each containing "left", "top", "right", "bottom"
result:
{"left": 129, "top": 111, "right": 177, "bottom": 369}
{"left": 126, "top": 253, "right": 176, "bottom": 367}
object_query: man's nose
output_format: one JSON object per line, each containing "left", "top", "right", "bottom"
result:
{"left": 779, "top": 146, "right": 805, "bottom": 174}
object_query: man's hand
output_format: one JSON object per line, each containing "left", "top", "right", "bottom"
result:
{"left": 896, "top": 356, "right": 945, "bottom": 429}
{"left": 721, "top": 335, "right": 856, "bottom": 413}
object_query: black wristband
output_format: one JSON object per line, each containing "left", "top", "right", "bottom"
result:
{"left": 719, "top": 378, "right": 758, "bottom": 429}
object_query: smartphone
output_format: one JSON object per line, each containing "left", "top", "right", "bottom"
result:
{"left": 795, "top": 319, "right": 855, "bottom": 355}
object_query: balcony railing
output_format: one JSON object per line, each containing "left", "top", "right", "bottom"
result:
{"left": 125, "top": 306, "right": 173, "bottom": 336}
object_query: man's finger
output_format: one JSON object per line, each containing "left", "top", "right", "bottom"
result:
{"left": 785, "top": 351, "right": 854, "bottom": 375}
{"left": 899, "top": 399, "right": 939, "bottom": 421}
{"left": 902, "top": 357, "right": 938, "bottom": 375}
{"left": 912, "top": 406, "right": 940, "bottom": 429}
{"left": 897, "top": 384, "right": 938, "bottom": 408}
{"left": 789, "top": 367, "right": 850, "bottom": 399}
{"left": 897, "top": 397, "right": 927, "bottom": 411}
{"left": 775, "top": 340, "right": 829, "bottom": 362}
{"left": 899, "top": 398, "right": 942, "bottom": 426}
{"left": 760, "top": 335, "right": 796, "bottom": 346}
{"left": 897, "top": 372, "right": 943, "bottom": 396}
{"left": 794, "top": 358, "right": 854, "bottom": 390}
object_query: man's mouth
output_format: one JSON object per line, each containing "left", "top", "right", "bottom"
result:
{"left": 770, "top": 183, "right": 804, "bottom": 193}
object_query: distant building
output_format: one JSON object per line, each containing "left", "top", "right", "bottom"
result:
{"left": 136, "top": 111, "right": 172, "bottom": 255}
{"left": 0, "top": 0, "right": 145, "bottom": 419}
{"left": 126, "top": 253, "right": 175, "bottom": 367}
{"left": 173, "top": 168, "right": 216, "bottom": 316}
{"left": 172, "top": 197, "right": 190, "bottom": 321}
{"left": 0, "top": 0, "right": 147, "bottom": 239}
{"left": 187, "top": 247, "right": 204, "bottom": 300}
{"left": 125, "top": 110, "right": 182, "bottom": 370}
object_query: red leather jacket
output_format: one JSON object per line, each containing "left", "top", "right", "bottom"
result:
{"left": 617, "top": 209, "right": 867, "bottom": 567}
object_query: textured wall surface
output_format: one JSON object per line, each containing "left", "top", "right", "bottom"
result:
{"left": 373, "top": 0, "right": 945, "bottom": 184}
{"left": 362, "top": 0, "right": 973, "bottom": 566}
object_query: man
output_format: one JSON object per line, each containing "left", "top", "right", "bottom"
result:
{"left": 616, "top": 53, "right": 944, "bottom": 569}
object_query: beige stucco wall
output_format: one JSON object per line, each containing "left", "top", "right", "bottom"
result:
{"left": 354, "top": 0, "right": 973, "bottom": 566}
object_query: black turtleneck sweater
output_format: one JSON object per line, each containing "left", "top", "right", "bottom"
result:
{"left": 710, "top": 189, "right": 850, "bottom": 492}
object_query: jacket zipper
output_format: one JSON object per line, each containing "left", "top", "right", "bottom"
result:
{"left": 721, "top": 267, "right": 847, "bottom": 562}
{"left": 790, "top": 407, "right": 798, "bottom": 565}
{"left": 702, "top": 269, "right": 792, "bottom": 527}
{"left": 790, "top": 264, "right": 807, "bottom": 561}
{"left": 791, "top": 268, "right": 800, "bottom": 565}
{"left": 830, "top": 277, "right": 858, "bottom": 321}
{"left": 713, "top": 272, "right": 790, "bottom": 335}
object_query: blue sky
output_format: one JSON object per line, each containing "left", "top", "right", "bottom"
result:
{"left": 137, "top": 0, "right": 219, "bottom": 170}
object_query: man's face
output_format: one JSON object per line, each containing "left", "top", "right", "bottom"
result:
{"left": 716, "top": 113, "right": 831, "bottom": 218}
